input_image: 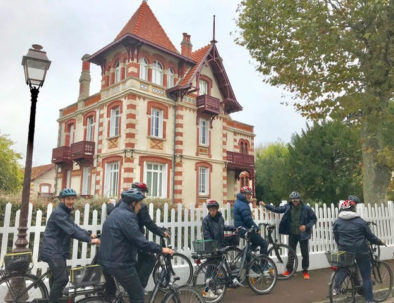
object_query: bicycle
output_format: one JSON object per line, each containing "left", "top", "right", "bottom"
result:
{"left": 327, "top": 243, "right": 393, "bottom": 303}
{"left": 192, "top": 226, "right": 278, "bottom": 303}
{"left": 78, "top": 234, "right": 204, "bottom": 303}
{"left": 260, "top": 223, "right": 298, "bottom": 279}
{"left": 0, "top": 251, "right": 104, "bottom": 302}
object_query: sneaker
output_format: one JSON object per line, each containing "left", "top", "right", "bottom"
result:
{"left": 281, "top": 270, "right": 291, "bottom": 277}
{"left": 203, "top": 289, "right": 217, "bottom": 299}
{"left": 303, "top": 272, "right": 310, "bottom": 280}
{"left": 332, "top": 288, "right": 339, "bottom": 296}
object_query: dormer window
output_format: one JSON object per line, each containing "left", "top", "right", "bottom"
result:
{"left": 152, "top": 61, "right": 163, "bottom": 86}
{"left": 199, "top": 79, "right": 208, "bottom": 95}
{"left": 114, "top": 62, "right": 121, "bottom": 83}
{"left": 139, "top": 58, "right": 148, "bottom": 81}
{"left": 167, "top": 68, "right": 175, "bottom": 88}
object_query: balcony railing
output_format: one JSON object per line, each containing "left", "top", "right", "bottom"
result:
{"left": 52, "top": 146, "right": 71, "bottom": 164}
{"left": 197, "top": 94, "right": 220, "bottom": 115}
{"left": 71, "top": 141, "right": 95, "bottom": 162}
{"left": 227, "top": 151, "right": 254, "bottom": 169}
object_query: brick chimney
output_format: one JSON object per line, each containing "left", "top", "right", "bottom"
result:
{"left": 78, "top": 54, "right": 91, "bottom": 101}
{"left": 181, "top": 33, "right": 192, "bottom": 57}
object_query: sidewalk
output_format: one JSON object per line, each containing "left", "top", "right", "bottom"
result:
{"left": 222, "top": 260, "right": 394, "bottom": 303}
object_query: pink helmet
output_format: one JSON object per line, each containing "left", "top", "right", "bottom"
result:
{"left": 340, "top": 200, "right": 356, "bottom": 210}
{"left": 240, "top": 186, "right": 253, "bottom": 194}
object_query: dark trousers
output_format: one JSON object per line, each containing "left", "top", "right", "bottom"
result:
{"left": 287, "top": 234, "right": 309, "bottom": 272}
{"left": 44, "top": 257, "right": 68, "bottom": 303}
{"left": 249, "top": 232, "right": 268, "bottom": 255}
{"left": 136, "top": 250, "right": 157, "bottom": 288}
{"left": 104, "top": 265, "right": 144, "bottom": 303}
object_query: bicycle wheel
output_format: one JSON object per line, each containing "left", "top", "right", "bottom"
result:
{"left": 76, "top": 297, "right": 112, "bottom": 303}
{"left": 267, "top": 243, "right": 298, "bottom": 280}
{"left": 328, "top": 269, "right": 355, "bottom": 303}
{"left": 371, "top": 261, "right": 393, "bottom": 302}
{"left": 163, "top": 286, "right": 205, "bottom": 303}
{"left": 247, "top": 255, "right": 277, "bottom": 295}
{"left": 153, "top": 253, "right": 193, "bottom": 290}
{"left": 192, "top": 260, "right": 227, "bottom": 303}
{"left": 224, "top": 247, "right": 242, "bottom": 271}
{"left": 0, "top": 272, "right": 49, "bottom": 302}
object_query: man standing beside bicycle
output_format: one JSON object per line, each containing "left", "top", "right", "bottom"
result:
{"left": 333, "top": 196, "right": 385, "bottom": 303}
{"left": 260, "top": 191, "right": 317, "bottom": 280}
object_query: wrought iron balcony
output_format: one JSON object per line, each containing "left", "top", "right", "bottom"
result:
{"left": 52, "top": 146, "right": 71, "bottom": 164}
{"left": 70, "top": 141, "right": 95, "bottom": 163}
{"left": 197, "top": 94, "right": 220, "bottom": 115}
{"left": 226, "top": 151, "right": 254, "bottom": 170}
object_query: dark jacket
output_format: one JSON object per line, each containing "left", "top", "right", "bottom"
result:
{"left": 40, "top": 203, "right": 91, "bottom": 260}
{"left": 203, "top": 212, "right": 235, "bottom": 248}
{"left": 333, "top": 211, "right": 383, "bottom": 254}
{"left": 265, "top": 201, "right": 317, "bottom": 240}
{"left": 234, "top": 193, "right": 257, "bottom": 230}
{"left": 98, "top": 201, "right": 162, "bottom": 269}
{"left": 107, "top": 201, "right": 164, "bottom": 237}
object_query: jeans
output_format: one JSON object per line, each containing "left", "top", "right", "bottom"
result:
{"left": 103, "top": 265, "right": 144, "bottom": 303}
{"left": 43, "top": 257, "right": 68, "bottom": 303}
{"left": 249, "top": 232, "right": 268, "bottom": 255}
{"left": 288, "top": 234, "right": 309, "bottom": 272}
{"left": 136, "top": 251, "right": 157, "bottom": 288}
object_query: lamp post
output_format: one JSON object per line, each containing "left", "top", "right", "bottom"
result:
{"left": 14, "top": 45, "right": 51, "bottom": 252}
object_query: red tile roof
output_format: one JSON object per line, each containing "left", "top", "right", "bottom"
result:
{"left": 115, "top": 1, "right": 178, "bottom": 54}
{"left": 31, "top": 164, "right": 55, "bottom": 180}
{"left": 180, "top": 44, "right": 212, "bottom": 86}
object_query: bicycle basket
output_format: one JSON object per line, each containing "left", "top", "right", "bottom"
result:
{"left": 193, "top": 239, "right": 218, "bottom": 254}
{"left": 224, "top": 234, "right": 240, "bottom": 247}
{"left": 325, "top": 251, "right": 355, "bottom": 267}
{"left": 70, "top": 264, "right": 103, "bottom": 287}
{"left": 4, "top": 252, "right": 32, "bottom": 274}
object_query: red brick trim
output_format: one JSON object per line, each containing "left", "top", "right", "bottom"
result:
{"left": 147, "top": 101, "right": 169, "bottom": 119}
{"left": 198, "top": 75, "right": 213, "bottom": 95}
{"left": 195, "top": 161, "right": 212, "bottom": 201}
{"left": 101, "top": 155, "right": 123, "bottom": 198}
{"left": 39, "top": 183, "right": 52, "bottom": 193}
{"left": 64, "top": 119, "right": 76, "bottom": 146}
{"left": 238, "top": 138, "right": 250, "bottom": 154}
{"left": 139, "top": 156, "right": 172, "bottom": 198}
{"left": 107, "top": 100, "right": 123, "bottom": 138}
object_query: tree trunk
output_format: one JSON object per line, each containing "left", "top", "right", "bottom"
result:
{"left": 361, "top": 117, "right": 391, "bottom": 204}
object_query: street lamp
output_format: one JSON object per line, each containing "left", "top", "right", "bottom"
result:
{"left": 15, "top": 45, "right": 51, "bottom": 252}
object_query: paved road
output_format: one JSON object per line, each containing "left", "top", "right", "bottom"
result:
{"left": 223, "top": 260, "right": 394, "bottom": 303}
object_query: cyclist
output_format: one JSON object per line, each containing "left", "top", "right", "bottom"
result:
{"left": 98, "top": 189, "right": 173, "bottom": 303}
{"left": 39, "top": 188, "right": 100, "bottom": 303}
{"left": 260, "top": 191, "right": 317, "bottom": 279}
{"left": 203, "top": 199, "right": 236, "bottom": 248}
{"left": 234, "top": 186, "right": 268, "bottom": 255}
{"left": 333, "top": 196, "right": 385, "bottom": 303}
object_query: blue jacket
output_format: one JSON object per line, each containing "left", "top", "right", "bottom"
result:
{"left": 333, "top": 211, "right": 383, "bottom": 254}
{"left": 98, "top": 201, "right": 162, "bottom": 269}
{"left": 265, "top": 201, "right": 317, "bottom": 240}
{"left": 234, "top": 193, "right": 257, "bottom": 231}
{"left": 203, "top": 212, "right": 236, "bottom": 248}
{"left": 40, "top": 203, "right": 91, "bottom": 260}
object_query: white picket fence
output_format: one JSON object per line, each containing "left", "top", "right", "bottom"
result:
{"left": 0, "top": 201, "right": 393, "bottom": 275}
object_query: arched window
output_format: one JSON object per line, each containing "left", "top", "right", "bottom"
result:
{"left": 114, "top": 62, "right": 121, "bottom": 83}
{"left": 152, "top": 61, "right": 163, "bottom": 85}
{"left": 199, "top": 79, "right": 208, "bottom": 95}
{"left": 167, "top": 68, "right": 175, "bottom": 88}
{"left": 139, "top": 58, "right": 148, "bottom": 81}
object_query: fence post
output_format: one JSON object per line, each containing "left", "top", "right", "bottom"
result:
{"left": 388, "top": 201, "right": 394, "bottom": 245}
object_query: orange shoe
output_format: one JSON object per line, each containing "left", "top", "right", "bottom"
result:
{"left": 303, "top": 272, "right": 310, "bottom": 280}
{"left": 281, "top": 270, "right": 291, "bottom": 277}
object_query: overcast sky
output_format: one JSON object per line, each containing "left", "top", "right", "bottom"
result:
{"left": 0, "top": 0, "right": 307, "bottom": 166}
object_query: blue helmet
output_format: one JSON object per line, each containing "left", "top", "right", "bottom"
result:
{"left": 348, "top": 195, "right": 361, "bottom": 204}
{"left": 289, "top": 191, "right": 301, "bottom": 200}
{"left": 121, "top": 189, "right": 145, "bottom": 204}
{"left": 59, "top": 188, "right": 77, "bottom": 198}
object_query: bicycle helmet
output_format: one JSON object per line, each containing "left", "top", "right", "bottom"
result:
{"left": 289, "top": 191, "right": 301, "bottom": 200}
{"left": 59, "top": 188, "right": 77, "bottom": 198}
{"left": 131, "top": 182, "right": 149, "bottom": 193}
{"left": 240, "top": 186, "right": 253, "bottom": 194}
{"left": 340, "top": 199, "right": 356, "bottom": 210}
{"left": 206, "top": 199, "right": 219, "bottom": 209}
{"left": 121, "top": 189, "right": 145, "bottom": 205}
{"left": 348, "top": 195, "right": 361, "bottom": 204}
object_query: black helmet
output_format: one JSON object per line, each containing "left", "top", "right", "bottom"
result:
{"left": 121, "top": 189, "right": 145, "bottom": 204}
{"left": 289, "top": 191, "right": 301, "bottom": 200}
{"left": 131, "top": 182, "right": 149, "bottom": 193}
{"left": 206, "top": 199, "right": 219, "bottom": 209}
{"left": 59, "top": 188, "right": 77, "bottom": 198}
{"left": 348, "top": 195, "right": 361, "bottom": 204}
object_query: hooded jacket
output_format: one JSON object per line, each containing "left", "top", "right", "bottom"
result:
{"left": 333, "top": 211, "right": 383, "bottom": 254}
{"left": 265, "top": 201, "right": 317, "bottom": 241}
{"left": 40, "top": 203, "right": 91, "bottom": 260}
{"left": 203, "top": 212, "right": 236, "bottom": 248}
{"left": 234, "top": 193, "right": 257, "bottom": 230}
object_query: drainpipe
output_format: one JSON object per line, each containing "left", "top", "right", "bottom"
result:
{"left": 172, "top": 96, "right": 178, "bottom": 203}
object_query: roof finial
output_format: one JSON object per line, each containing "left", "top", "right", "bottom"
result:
{"left": 211, "top": 15, "right": 217, "bottom": 44}
{"left": 142, "top": 0, "right": 147, "bottom": 2}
